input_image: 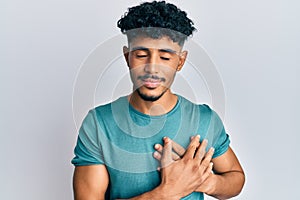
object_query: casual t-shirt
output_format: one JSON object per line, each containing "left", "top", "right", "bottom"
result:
{"left": 72, "top": 95, "right": 230, "bottom": 200}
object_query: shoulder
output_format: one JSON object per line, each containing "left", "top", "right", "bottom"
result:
{"left": 93, "top": 96, "right": 127, "bottom": 114}
{"left": 178, "top": 94, "right": 213, "bottom": 114}
{"left": 89, "top": 96, "right": 128, "bottom": 124}
{"left": 177, "top": 95, "right": 224, "bottom": 125}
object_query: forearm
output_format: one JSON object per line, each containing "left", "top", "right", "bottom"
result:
{"left": 118, "top": 184, "right": 180, "bottom": 200}
{"left": 205, "top": 171, "right": 245, "bottom": 200}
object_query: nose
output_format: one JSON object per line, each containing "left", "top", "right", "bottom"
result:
{"left": 144, "top": 53, "right": 159, "bottom": 74}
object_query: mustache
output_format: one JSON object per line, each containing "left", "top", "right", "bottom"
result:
{"left": 138, "top": 74, "right": 166, "bottom": 82}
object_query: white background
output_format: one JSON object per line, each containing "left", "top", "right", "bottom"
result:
{"left": 1, "top": 0, "right": 300, "bottom": 199}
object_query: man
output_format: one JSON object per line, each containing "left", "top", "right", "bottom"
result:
{"left": 72, "top": 1, "right": 245, "bottom": 199}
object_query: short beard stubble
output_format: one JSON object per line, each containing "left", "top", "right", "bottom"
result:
{"left": 136, "top": 88, "right": 167, "bottom": 102}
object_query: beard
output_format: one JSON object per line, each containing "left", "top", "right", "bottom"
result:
{"left": 136, "top": 88, "right": 167, "bottom": 102}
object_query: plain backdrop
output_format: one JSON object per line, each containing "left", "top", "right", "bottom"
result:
{"left": 1, "top": 0, "right": 300, "bottom": 199}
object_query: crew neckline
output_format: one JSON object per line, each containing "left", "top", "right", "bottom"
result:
{"left": 124, "top": 94, "right": 182, "bottom": 119}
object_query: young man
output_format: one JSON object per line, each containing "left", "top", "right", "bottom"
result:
{"left": 72, "top": 1, "right": 245, "bottom": 199}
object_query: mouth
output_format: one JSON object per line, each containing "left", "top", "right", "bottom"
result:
{"left": 138, "top": 74, "right": 165, "bottom": 89}
{"left": 141, "top": 78, "right": 161, "bottom": 88}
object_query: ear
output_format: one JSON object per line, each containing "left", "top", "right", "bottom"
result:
{"left": 123, "top": 46, "right": 130, "bottom": 67}
{"left": 176, "top": 50, "right": 188, "bottom": 71}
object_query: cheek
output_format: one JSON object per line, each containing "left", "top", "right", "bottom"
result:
{"left": 161, "top": 65, "right": 177, "bottom": 77}
{"left": 127, "top": 54, "right": 135, "bottom": 68}
{"left": 129, "top": 66, "right": 143, "bottom": 81}
{"left": 160, "top": 68, "right": 177, "bottom": 87}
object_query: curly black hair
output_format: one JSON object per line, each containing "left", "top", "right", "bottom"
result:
{"left": 117, "top": 1, "right": 196, "bottom": 46}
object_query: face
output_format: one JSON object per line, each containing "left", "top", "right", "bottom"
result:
{"left": 123, "top": 36, "right": 187, "bottom": 101}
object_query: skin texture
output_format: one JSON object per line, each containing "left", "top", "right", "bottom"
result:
{"left": 123, "top": 36, "right": 187, "bottom": 116}
{"left": 154, "top": 137, "right": 245, "bottom": 199}
{"left": 73, "top": 36, "right": 245, "bottom": 200}
{"left": 73, "top": 165, "right": 109, "bottom": 200}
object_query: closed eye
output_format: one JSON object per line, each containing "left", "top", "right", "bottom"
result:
{"left": 136, "top": 55, "right": 148, "bottom": 58}
{"left": 161, "top": 57, "right": 170, "bottom": 60}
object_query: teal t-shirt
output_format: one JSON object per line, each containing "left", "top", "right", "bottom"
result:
{"left": 72, "top": 95, "right": 230, "bottom": 200}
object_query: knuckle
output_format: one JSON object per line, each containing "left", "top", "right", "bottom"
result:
{"left": 201, "top": 159, "right": 210, "bottom": 166}
{"left": 192, "top": 164, "right": 199, "bottom": 172}
{"left": 198, "top": 151, "right": 205, "bottom": 158}
{"left": 182, "top": 157, "right": 190, "bottom": 164}
{"left": 189, "top": 143, "right": 196, "bottom": 149}
{"left": 183, "top": 156, "right": 194, "bottom": 164}
{"left": 189, "top": 144, "right": 198, "bottom": 152}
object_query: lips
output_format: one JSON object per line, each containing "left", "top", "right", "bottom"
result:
{"left": 141, "top": 78, "right": 161, "bottom": 88}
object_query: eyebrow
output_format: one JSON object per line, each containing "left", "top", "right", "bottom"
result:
{"left": 131, "top": 46, "right": 177, "bottom": 54}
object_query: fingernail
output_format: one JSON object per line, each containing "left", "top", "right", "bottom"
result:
{"left": 210, "top": 147, "right": 215, "bottom": 152}
{"left": 154, "top": 144, "right": 159, "bottom": 149}
{"left": 153, "top": 151, "right": 159, "bottom": 157}
{"left": 196, "top": 134, "right": 200, "bottom": 139}
{"left": 164, "top": 137, "right": 169, "bottom": 143}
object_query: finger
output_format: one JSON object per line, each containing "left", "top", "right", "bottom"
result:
{"left": 190, "top": 136, "right": 194, "bottom": 141}
{"left": 190, "top": 136, "right": 200, "bottom": 148}
{"left": 153, "top": 151, "right": 162, "bottom": 161}
{"left": 199, "top": 147, "right": 214, "bottom": 171}
{"left": 171, "top": 140, "right": 186, "bottom": 157}
{"left": 203, "top": 147, "right": 214, "bottom": 163}
{"left": 183, "top": 135, "right": 200, "bottom": 159}
{"left": 154, "top": 144, "right": 163, "bottom": 153}
{"left": 202, "top": 162, "right": 214, "bottom": 180}
{"left": 195, "top": 139, "right": 208, "bottom": 161}
{"left": 155, "top": 143, "right": 182, "bottom": 161}
{"left": 204, "top": 162, "right": 213, "bottom": 174}
{"left": 172, "top": 152, "right": 181, "bottom": 161}
{"left": 208, "top": 162, "right": 214, "bottom": 174}
{"left": 161, "top": 137, "right": 173, "bottom": 168}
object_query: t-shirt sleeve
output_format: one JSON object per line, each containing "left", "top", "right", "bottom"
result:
{"left": 202, "top": 105, "right": 230, "bottom": 158}
{"left": 71, "top": 109, "right": 104, "bottom": 166}
{"left": 212, "top": 126, "right": 230, "bottom": 158}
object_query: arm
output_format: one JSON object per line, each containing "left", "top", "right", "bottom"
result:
{"left": 154, "top": 141, "right": 245, "bottom": 199}
{"left": 117, "top": 186, "right": 178, "bottom": 200}
{"left": 73, "top": 164, "right": 109, "bottom": 200}
{"left": 197, "top": 147, "right": 245, "bottom": 199}
{"left": 73, "top": 136, "right": 213, "bottom": 200}
{"left": 73, "top": 157, "right": 180, "bottom": 200}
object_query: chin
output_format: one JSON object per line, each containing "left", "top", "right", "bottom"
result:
{"left": 136, "top": 88, "right": 166, "bottom": 102}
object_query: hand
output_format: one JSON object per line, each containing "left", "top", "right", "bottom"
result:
{"left": 153, "top": 137, "right": 186, "bottom": 163}
{"left": 156, "top": 135, "right": 214, "bottom": 198}
{"left": 153, "top": 136, "right": 216, "bottom": 194}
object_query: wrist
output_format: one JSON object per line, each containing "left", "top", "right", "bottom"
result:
{"left": 156, "top": 183, "right": 181, "bottom": 200}
{"left": 204, "top": 174, "right": 219, "bottom": 195}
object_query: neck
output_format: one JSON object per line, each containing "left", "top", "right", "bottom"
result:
{"left": 128, "top": 90, "right": 178, "bottom": 116}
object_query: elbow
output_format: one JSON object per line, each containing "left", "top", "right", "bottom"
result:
{"left": 218, "top": 171, "right": 246, "bottom": 200}
{"left": 238, "top": 171, "right": 246, "bottom": 194}
{"left": 232, "top": 171, "right": 246, "bottom": 198}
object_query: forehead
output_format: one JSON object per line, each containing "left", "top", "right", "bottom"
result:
{"left": 128, "top": 36, "right": 182, "bottom": 52}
